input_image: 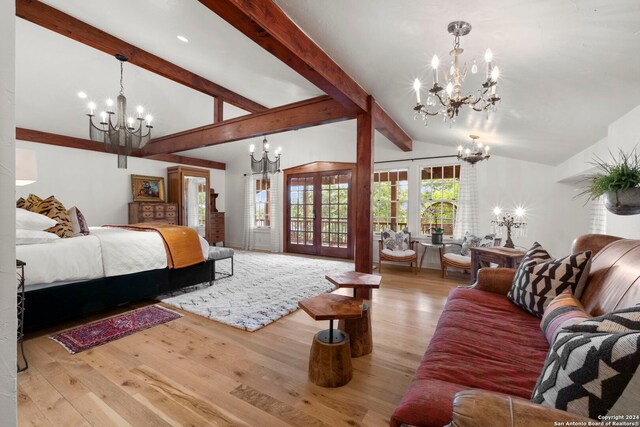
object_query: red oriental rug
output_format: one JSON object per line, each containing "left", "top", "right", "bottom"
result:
{"left": 50, "top": 305, "right": 182, "bottom": 354}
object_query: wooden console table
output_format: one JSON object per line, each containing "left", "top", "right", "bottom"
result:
{"left": 470, "top": 246, "right": 526, "bottom": 283}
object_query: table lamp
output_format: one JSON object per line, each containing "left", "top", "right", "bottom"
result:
{"left": 16, "top": 148, "right": 37, "bottom": 186}
{"left": 491, "top": 206, "right": 527, "bottom": 248}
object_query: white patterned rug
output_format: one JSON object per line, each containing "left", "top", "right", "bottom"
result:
{"left": 159, "top": 250, "right": 353, "bottom": 331}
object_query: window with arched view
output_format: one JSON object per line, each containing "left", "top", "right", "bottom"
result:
{"left": 373, "top": 169, "right": 409, "bottom": 232}
{"left": 420, "top": 165, "right": 460, "bottom": 235}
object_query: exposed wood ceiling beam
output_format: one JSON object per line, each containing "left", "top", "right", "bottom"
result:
{"left": 143, "top": 95, "right": 354, "bottom": 156}
{"left": 197, "top": 0, "right": 412, "bottom": 151}
{"left": 198, "top": 0, "right": 368, "bottom": 113}
{"left": 372, "top": 102, "right": 412, "bottom": 152}
{"left": 16, "top": 0, "right": 266, "bottom": 113}
{"left": 16, "top": 128, "right": 226, "bottom": 170}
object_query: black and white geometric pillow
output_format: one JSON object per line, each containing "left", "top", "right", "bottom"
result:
{"left": 531, "top": 306, "right": 640, "bottom": 419}
{"left": 508, "top": 242, "right": 592, "bottom": 317}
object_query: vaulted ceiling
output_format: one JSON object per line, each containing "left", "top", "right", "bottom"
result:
{"left": 15, "top": 0, "right": 640, "bottom": 165}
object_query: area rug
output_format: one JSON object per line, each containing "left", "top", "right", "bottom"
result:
{"left": 159, "top": 250, "right": 353, "bottom": 331}
{"left": 50, "top": 305, "right": 182, "bottom": 354}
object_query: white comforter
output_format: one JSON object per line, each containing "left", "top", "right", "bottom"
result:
{"left": 16, "top": 235, "right": 104, "bottom": 287}
{"left": 17, "top": 226, "right": 210, "bottom": 287}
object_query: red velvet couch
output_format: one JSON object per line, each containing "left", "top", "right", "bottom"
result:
{"left": 391, "top": 234, "right": 640, "bottom": 427}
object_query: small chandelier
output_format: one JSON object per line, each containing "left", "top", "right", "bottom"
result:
{"left": 85, "top": 54, "right": 153, "bottom": 169}
{"left": 249, "top": 137, "right": 281, "bottom": 180}
{"left": 457, "top": 134, "right": 490, "bottom": 165}
{"left": 412, "top": 21, "right": 501, "bottom": 126}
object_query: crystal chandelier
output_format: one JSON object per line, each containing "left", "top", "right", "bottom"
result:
{"left": 412, "top": 21, "right": 501, "bottom": 126}
{"left": 457, "top": 134, "right": 490, "bottom": 165}
{"left": 249, "top": 137, "right": 282, "bottom": 180}
{"left": 85, "top": 54, "right": 153, "bottom": 169}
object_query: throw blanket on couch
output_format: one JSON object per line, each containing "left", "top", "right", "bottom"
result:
{"left": 106, "top": 223, "right": 205, "bottom": 269}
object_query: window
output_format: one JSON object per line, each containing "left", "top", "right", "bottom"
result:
{"left": 420, "top": 165, "right": 460, "bottom": 235}
{"left": 255, "top": 178, "right": 270, "bottom": 227}
{"left": 373, "top": 169, "right": 408, "bottom": 233}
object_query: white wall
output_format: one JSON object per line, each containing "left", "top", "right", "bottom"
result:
{"left": 224, "top": 120, "right": 588, "bottom": 260}
{"left": 555, "top": 104, "right": 640, "bottom": 239}
{"left": 15, "top": 140, "right": 225, "bottom": 227}
{"left": 0, "top": 0, "right": 17, "bottom": 423}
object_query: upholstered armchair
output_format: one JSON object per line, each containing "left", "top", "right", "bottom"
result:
{"left": 378, "top": 231, "right": 419, "bottom": 274}
{"left": 439, "top": 236, "right": 501, "bottom": 278}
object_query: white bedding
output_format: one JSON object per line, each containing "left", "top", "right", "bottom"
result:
{"left": 17, "top": 235, "right": 104, "bottom": 287}
{"left": 18, "top": 226, "right": 210, "bottom": 287}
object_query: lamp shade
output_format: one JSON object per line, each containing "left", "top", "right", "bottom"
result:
{"left": 16, "top": 148, "right": 37, "bottom": 186}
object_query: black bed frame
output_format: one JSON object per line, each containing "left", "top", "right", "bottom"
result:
{"left": 24, "top": 259, "right": 213, "bottom": 331}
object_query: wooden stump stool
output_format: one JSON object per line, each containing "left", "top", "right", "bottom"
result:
{"left": 299, "top": 293, "right": 364, "bottom": 388}
{"left": 308, "top": 331, "right": 352, "bottom": 387}
{"left": 338, "top": 302, "right": 371, "bottom": 357}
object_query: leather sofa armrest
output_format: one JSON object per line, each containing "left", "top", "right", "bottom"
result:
{"left": 466, "top": 268, "right": 517, "bottom": 295}
{"left": 449, "top": 390, "right": 593, "bottom": 427}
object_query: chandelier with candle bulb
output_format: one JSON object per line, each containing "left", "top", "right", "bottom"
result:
{"left": 412, "top": 21, "right": 501, "bottom": 126}
{"left": 249, "top": 137, "right": 281, "bottom": 180}
{"left": 85, "top": 54, "right": 154, "bottom": 169}
{"left": 457, "top": 134, "right": 490, "bottom": 165}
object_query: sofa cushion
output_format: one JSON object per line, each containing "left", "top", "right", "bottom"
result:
{"left": 508, "top": 242, "right": 592, "bottom": 317}
{"left": 532, "top": 306, "right": 640, "bottom": 419}
{"left": 540, "top": 290, "right": 592, "bottom": 344}
{"left": 391, "top": 287, "right": 549, "bottom": 427}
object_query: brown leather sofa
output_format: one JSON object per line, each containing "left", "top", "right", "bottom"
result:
{"left": 391, "top": 234, "right": 640, "bottom": 426}
{"left": 448, "top": 234, "right": 639, "bottom": 426}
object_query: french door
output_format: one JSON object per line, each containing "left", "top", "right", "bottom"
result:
{"left": 286, "top": 170, "right": 353, "bottom": 259}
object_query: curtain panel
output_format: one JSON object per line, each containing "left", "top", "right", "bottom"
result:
{"left": 453, "top": 162, "right": 480, "bottom": 240}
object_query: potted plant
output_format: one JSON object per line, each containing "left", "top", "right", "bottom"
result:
{"left": 579, "top": 148, "right": 640, "bottom": 215}
{"left": 431, "top": 227, "right": 445, "bottom": 244}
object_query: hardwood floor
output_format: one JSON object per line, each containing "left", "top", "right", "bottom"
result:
{"left": 18, "top": 264, "right": 469, "bottom": 427}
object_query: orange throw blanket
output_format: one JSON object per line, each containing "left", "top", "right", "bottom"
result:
{"left": 107, "top": 223, "right": 205, "bottom": 269}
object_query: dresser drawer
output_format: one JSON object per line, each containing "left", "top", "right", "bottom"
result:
{"left": 165, "top": 211, "right": 176, "bottom": 218}
{"left": 141, "top": 204, "right": 154, "bottom": 212}
{"left": 142, "top": 211, "right": 154, "bottom": 219}
{"left": 166, "top": 205, "right": 177, "bottom": 212}
{"left": 154, "top": 211, "right": 165, "bottom": 219}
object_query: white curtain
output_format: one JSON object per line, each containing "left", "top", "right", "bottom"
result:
{"left": 185, "top": 178, "right": 204, "bottom": 236}
{"left": 242, "top": 175, "right": 256, "bottom": 250}
{"left": 268, "top": 172, "right": 283, "bottom": 252}
{"left": 453, "top": 162, "right": 480, "bottom": 240}
{"left": 588, "top": 196, "right": 607, "bottom": 234}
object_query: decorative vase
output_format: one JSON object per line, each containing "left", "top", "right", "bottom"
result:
{"left": 431, "top": 232, "right": 444, "bottom": 245}
{"left": 604, "top": 188, "right": 640, "bottom": 215}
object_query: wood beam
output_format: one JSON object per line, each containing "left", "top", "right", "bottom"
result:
{"left": 373, "top": 102, "right": 412, "bottom": 152}
{"left": 16, "top": 128, "right": 226, "bottom": 170}
{"left": 16, "top": 0, "right": 266, "bottom": 113}
{"left": 144, "top": 95, "right": 354, "bottom": 156}
{"left": 355, "top": 96, "right": 374, "bottom": 281}
{"left": 198, "top": 0, "right": 368, "bottom": 113}
{"left": 213, "top": 97, "right": 224, "bottom": 123}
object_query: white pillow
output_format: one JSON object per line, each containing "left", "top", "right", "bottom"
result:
{"left": 16, "top": 208, "right": 57, "bottom": 231}
{"left": 16, "top": 229, "right": 60, "bottom": 245}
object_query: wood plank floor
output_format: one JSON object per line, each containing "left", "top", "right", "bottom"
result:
{"left": 18, "top": 263, "right": 468, "bottom": 427}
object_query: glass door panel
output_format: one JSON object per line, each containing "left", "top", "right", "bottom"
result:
{"left": 286, "top": 170, "right": 352, "bottom": 259}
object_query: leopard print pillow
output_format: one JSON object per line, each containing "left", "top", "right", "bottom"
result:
{"left": 31, "top": 196, "right": 73, "bottom": 238}
{"left": 23, "top": 194, "right": 43, "bottom": 211}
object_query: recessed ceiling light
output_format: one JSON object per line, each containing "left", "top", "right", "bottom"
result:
{"left": 177, "top": 35, "right": 189, "bottom": 43}
{"left": 77, "top": 91, "right": 87, "bottom": 99}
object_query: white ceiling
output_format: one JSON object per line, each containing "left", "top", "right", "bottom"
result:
{"left": 15, "top": 0, "right": 640, "bottom": 165}
{"left": 275, "top": 0, "right": 640, "bottom": 164}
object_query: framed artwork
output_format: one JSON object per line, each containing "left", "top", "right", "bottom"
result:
{"left": 131, "top": 175, "right": 166, "bottom": 202}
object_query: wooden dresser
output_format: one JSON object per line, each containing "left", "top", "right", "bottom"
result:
{"left": 128, "top": 202, "right": 178, "bottom": 225}
{"left": 209, "top": 212, "right": 225, "bottom": 245}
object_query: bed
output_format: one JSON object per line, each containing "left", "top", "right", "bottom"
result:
{"left": 18, "top": 226, "right": 212, "bottom": 330}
